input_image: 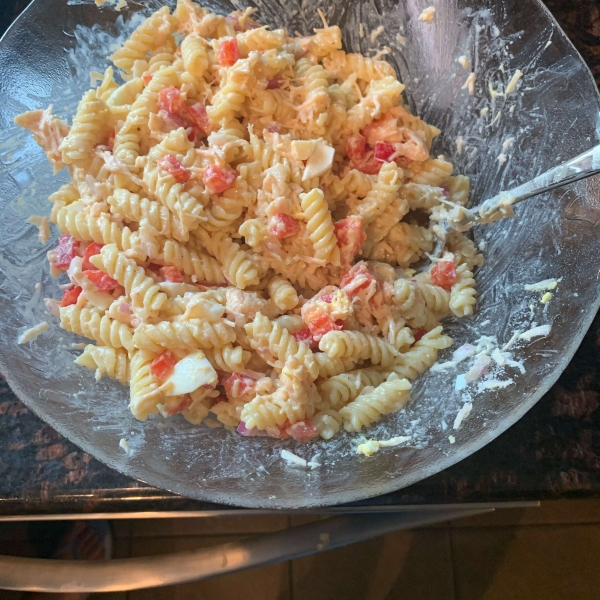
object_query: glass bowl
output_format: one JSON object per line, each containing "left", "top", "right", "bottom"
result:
{"left": 0, "top": 0, "right": 599, "bottom": 509}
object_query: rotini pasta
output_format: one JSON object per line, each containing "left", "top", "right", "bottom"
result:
{"left": 20, "top": 2, "right": 487, "bottom": 444}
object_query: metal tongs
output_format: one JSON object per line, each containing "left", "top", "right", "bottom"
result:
{"left": 430, "top": 144, "right": 600, "bottom": 259}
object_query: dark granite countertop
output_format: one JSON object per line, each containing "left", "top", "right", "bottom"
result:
{"left": 1, "top": 0, "right": 600, "bottom": 516}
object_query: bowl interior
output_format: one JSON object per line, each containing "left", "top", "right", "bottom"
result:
{"left": 0, "top": 0, "right": 599, "bottom": 508}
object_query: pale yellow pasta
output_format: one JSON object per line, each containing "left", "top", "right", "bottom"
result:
{"left": 60, "top": 90, "right": 110, "bottom": 164}
{"left": 133, "top": 319, "right": 236, "bottom": 353}
{"left": 268, "top": 277, "right": 299, "bottom": 312}
{"left": 300, "top": 188, "right": 340, "bottom": 265}
{"left": 75, "top": 344, "right": 130, "bottom": 385}
{"left": 339, "top": 377, "right": 412, "bottom": 432}
{"left": 319, "top": 331, "right": 400, "bottom": 367}
{"left": 319, "top": 367, "right": 387, "bottom": 410}
{"left": 19, "top": 2, "right": 486, "bottom": 443}
{"left": 449, "top": 263, "right": 477, "bottom": 317}
{"left": 60, "top": 306, "right": 134, "bottom": 352}
{"left": 111, "top": 7, "right": 176, "bottom": 75}
{"left": 386, "top": 327, "right": 453, "bottom": 380}
{"left": 90, "top": 244, "right": 168, "bottom": 320}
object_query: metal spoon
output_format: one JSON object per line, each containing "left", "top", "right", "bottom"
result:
{"left": 429, "top": 144, "right": 600, "bottom": 259}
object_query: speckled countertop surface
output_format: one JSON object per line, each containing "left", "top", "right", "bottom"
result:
{"left": 0, "top": 0, "right": 599, "bottom": 515}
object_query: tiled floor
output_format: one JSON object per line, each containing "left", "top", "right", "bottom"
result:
{"left": 1, "top": 499, "right": 600, "bottom": 599}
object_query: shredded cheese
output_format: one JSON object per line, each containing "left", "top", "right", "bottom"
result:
{"left": 18, "top": 321, "right": 49, "bottom": 344}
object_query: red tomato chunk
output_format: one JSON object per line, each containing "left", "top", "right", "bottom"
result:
{"left": 218, "top": 38, "right": 239, "bottom": 66}
{"left": 142, "top": 73, "right": 153, "bottom": 85}
{"left": 346, "top": 134, "right": 366, "bottom": 161}
{"left": 223, "top": 373, "right": 257, "bottom": 399}
{"left": 54, "top": 234, "right": 81, "bottom": 271}
{"left": 158, "top": 155, "right": 191, "bottom": 184}
{"left": 355, "top": 160, "right": 383, "bottom": 175}
{"left": 412, "top": 328, "right": 427, "bottom": 343}
{"left": 203, "top": 165, "right": 237, "bottom": 194}
{"left": 292, "top": 327, "right": 317, "bottom": 348}
{"left": 373, "top": 141, "right": 396, "bottom": 162}
{"left": 430, "top": 260, "right": 457, "bottom": 290}
{"left": 151, "top": 351, "right": 177, "bottom": 381}
{"left": 60, "top": 286, "right": 82, "bottom": 307}
{"left": 334, "top": 216, "right": 366, "bottom": 268}
{"left": 267, "top": 78, "right": 282, "bottom": 89}
{"left": 285, "top": 420, "right": 319, "bottom": 441}
{"left": 183, "top": 103, "right": 211, "bottom": 135}
{"left": 159, "top": 266, "right": 184, "bottom": 283}
{"left": 82, "top": 242, "right": 104, "bottom": 271}
{"left": 83, "top": 270, "right": 120, "bottom": 291}
{"left": 168, "top": 395, "right": 192, "bottom": 416}
{"left": 158, "top": 86, "right": 184, "bottom": 115}
{"left": 269, "top": 213, "right": 301, "bottom": 239}
{"left": 305, "top": 311, "right": 342, "bottom": 342}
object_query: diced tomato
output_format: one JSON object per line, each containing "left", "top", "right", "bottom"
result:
{"left": 440, "top": 184, "right": 451, "bottom": 198}
{"left": 159, "top": 266, "right": 184, "bottom": 283}
{"left": 269, "top": 213, "right": 301, "bottom": 239}
{"left": 340, "top": 262, "right": 379, "bottom": 300}
{"left": 305, "top": 311, "right": 342, "bottom": 342}
{"left": 319, "top": 294, "right": 333, "bottom": 303}
{"left": 151, "top": 351, "right": 177, "bottom": 381}
{"left": 355, "top": 159, "right": 383, "bottom": 174}
{"left": 346, "top": 134, "right": 366, "bottom": 161}
{"left": 218, "top": 38, "right": 239, "bottom": 66}
{"left": 267, "top": 78, "right": 282, "bottom": 89}
{"left": 334, "top": 216, "right": 366, "bottom": 268}
{"left": 223, "top": 373, "right": 257, "bottom": 399}
{"left": 83, "top": 270, "right": 120, "bottom": 291}
{"left": 183, "top": 103, "right": 211, "bottom": 136}
{"left": 142, "top": 73, "right": 153, "bottom": 85}
{"left": 54, "top": 234, "right": 81, "bottom": 271}
{"left": 60, "top": 286, "right": 82, "bottom": 307}
{"left": 203, "top": 165, "right": 237, "bottom": 193}
{"left": 168, "top": 394, "right": 192, "bottom": 416}
{"left": 158, "top": 155, "right": 191, "bottom": 184}
{"left": 285, "top": 420, "right": 319, "bottom": 441}
{"left": 161, "top": 110, "right": 186, "bottom": 129}
{"left": 158, "top": 86, "right": 184, "bottom": 115}
{"left": 147, "top": 263, "right": 162, "bottom": 274}
{"left": 292, "top": 327, "right": 317, "bottom": 348}
{"left": 412, "top": 328, "right": 427, "bottom": 343}
{"left": 374, "top": 141, "right": 396, "bottom": 162}
{"left": 82, "top": 242, "right": 103, "bottom": 271}
{"left": 430, "top": 260, "right": 457, "bottom": 290}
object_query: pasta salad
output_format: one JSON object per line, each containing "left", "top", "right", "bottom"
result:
{"left": 15, "top": 0, "right": 481, "bottom": 442}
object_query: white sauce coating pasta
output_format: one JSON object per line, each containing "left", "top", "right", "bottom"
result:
{"left": 16, "top": 0, "right": 485, "bottom": 443}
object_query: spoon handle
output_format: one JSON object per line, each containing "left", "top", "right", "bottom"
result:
{"left": 477, "top": 144, "right": 600, "bottom": 223}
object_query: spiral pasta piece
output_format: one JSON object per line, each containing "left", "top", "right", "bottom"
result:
{"left": 196, "top": 229, "right": 260, "bottom": 289}
{"left": 350, "top": 161, "right": 402, "bottom": 225}
{"left": 268, "top": 277, "right": 299, "bottom": 311}
{"left": 204, "top": 345, "right": 250, "bottom": 372}
{"left": 60, "top": 306, "right": 134, "bottom": 352}
{"left": 449, "top": 263, "right": 477, "bottom": 317}
{"left": 55, "top": 204, "right": 150, "bottom": 262}
{"left": 60, "top": 90, "right": 110, "bottom": 164}
{"left": 312, "top": 409, "right": 342, "bottom": 440}
{"left": 111, "top": 7, "right": 176, "bottom": 74}
{"left": 133, "top": 319, "right": 236, "bottom": 353}
{"left": 113, "top": 66, "right": 180, "bottom": 169}
{"left": 447, "top": 231, "right": 483, "bottom": 271}
{"left": 314, "top": 353, "right": 358, "bottom": 379}
{"left": 208, "top": 57, "right": 256, "bottom": 125}
{"left": 158, "top": 239, "right": 225, "bottom": 284}
{"left": 204, "top": 177, "right": 251, "bottom": 231}
{"left": 300, "top": 188, "right": 340, "bottom": 265}
{"left": 319, "top": 331, "right": 400, "bottom": 367}
{"left": 181, "top": 32, "right": 209, "bottom": 78}
{"left": 296, "top": 58, "right": 330, "bottom": 132}
{"left": 386, "top": 327, "right": 453, "bottom": 380}
{"left": 240, "top": 388, "right": 312, "bottom": 430}
{"left": 391, "top": 278, "right": 438, "bottom": 330}
{"left": 339, "top": 377, "right": 412, "bottom": 432}
{"left": 90, "top": 244, "right": 168, "bottom": 320}
{"left": 324, "top": 50, "right": 396, "bottom": 82}
{"left": 408, "top": 157, "right": 453, "bottom": 186}
{"left": 245, "top": 312, "right": 319, "bottom": 380}
{"left": 319, "top": 367, "right": 387, "bottom": 410}
{"left": 75, "top": 344, "right": 130, "bottom": 385}
{"left": 129, "top": 349, "right": 162, "bottom": 420}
